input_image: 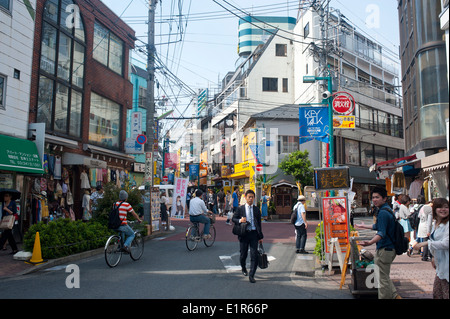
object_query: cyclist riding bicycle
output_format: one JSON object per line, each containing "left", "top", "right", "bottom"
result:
{"left": 189, "top": 189, "right": 212, "bottom": 239}
{"left": 115, "top": 190, "right": 142, "bottom": 253}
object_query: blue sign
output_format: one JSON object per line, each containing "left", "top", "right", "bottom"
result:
{"left": 189, "top": 164, "right": 199, "bottom": 178}
{"left": 299, "top": 107, "right": 329, "bottom": 144}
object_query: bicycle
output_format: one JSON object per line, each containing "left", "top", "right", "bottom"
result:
{"left": 105, "top": 221, "right": 144, "bottom": 268}
{"left": 185, "top": 214, "right": 216, "bottom": 251}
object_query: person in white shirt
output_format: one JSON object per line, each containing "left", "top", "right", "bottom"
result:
{"left": 293, "top": 195, "right": 308, "bottom": 254}
{"left": 189, "top": 189, "right": 212, "bottom": 238}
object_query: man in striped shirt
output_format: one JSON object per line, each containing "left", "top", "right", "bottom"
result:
{"left": 116, "top": 190, "right": 142, "bottom": 253}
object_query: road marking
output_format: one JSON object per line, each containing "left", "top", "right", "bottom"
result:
{"left": 219, "top": 251, "right": 276, "bottom": 273}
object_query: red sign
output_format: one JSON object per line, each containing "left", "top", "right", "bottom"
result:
{"left": 162, "top": 176, "right": 168, "bottom": 182}
{"left": 332, "top": 92, "right": 355, "bottom": 115}
{"left": 322, "top": 197, "right": 349, "bottom": 253}
{"left": 256, "top": 163, "right": 263, "bottom": 172}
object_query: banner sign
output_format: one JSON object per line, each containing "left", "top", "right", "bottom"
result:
{"left": 322, "top": 197, "right": 349, "bottom": 253}
{"left": 299, "top": 106, "right": 329, "bottom": 144}
{"left": 189, "top": 164, "right": 199, "bottom": 179}
{"left": 171, "top": 177, "right": 188, "bottom": 219}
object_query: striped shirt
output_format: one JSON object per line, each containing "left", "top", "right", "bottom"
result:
{"left": 114, "top": 201, "right": 134, "bottom": 225}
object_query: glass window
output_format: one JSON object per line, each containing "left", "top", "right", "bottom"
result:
{"left": 344, "top": 139, "right": 360, "bottom": 165}
{"left": 360, "top": 142, "right": 373, "bottom": 167}
{"left": 282, "top": 78, "right": 288, "bottom": 93}
{"left": 374, "top": 145, "right": 386, "bottom": 163}
{"left": 387, "top": 148, "right": 398, "bottom": 161}
{"left": 359, "top": 104, "right": 371, "bottom": 130}
{"left": 89, "top": 93, "right": 121, "bottom": 149}
{"left": 278, "top": 136, "right": 299, "bottom": 154}
{"left": 70, "top": 89, "right": 82, "bottom": 137}
{"left": 304, "top": 22, "right": 309, "bottom": 38}
{"left": 93, "top": 21, "right": 124, "bottom": 75}
{"left": 54, "top": 83, "right": 69, "bottom": 133}
{"left": 57, "top": 32, "right": 72, "bottom": 81}
{"left": 72, "top": 41, "right": 84, "bottom": 88}
{"left": 38, "top": 0, "right": 85, "bottom": 138}
{"left": 0, "top": 0, "right": 10, "bottom": 10}
{"left": 108, "top": 32, "right": 123, "bottom": 74}
{"left": 40, "top": 22, "right": 58, "bottom": 75}
{"left": 37, "top": 76, "right": 54, "bottom": 129}
{"left": 43, "top": 0, "right": 58, "bottom": 23}
{"left": 0, "top": 75, "right": 5, "bottom": 109}
{"left": 93, "top": 22, "right": 109, "bottom": 66}
{"left": 275, "top": 44, "right": 287, "bottom": 57}
{"left": 262, "top": 78, "right": 278, "bottom": 92}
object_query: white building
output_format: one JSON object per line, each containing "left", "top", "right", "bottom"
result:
{"left": 0, "top": 0, "right": 36, "bottom": 139}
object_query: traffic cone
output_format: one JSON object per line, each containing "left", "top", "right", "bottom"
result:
{"left": 26, "top": 232, "right": 46, "bottom": 265}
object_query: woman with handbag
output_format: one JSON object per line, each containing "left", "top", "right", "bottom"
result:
{"left": 0, "top": 192, "right": 19, "bottom": 254}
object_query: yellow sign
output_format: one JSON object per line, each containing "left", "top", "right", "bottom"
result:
{"left": 333, "top": 116, "right": 355, "bottom": 129}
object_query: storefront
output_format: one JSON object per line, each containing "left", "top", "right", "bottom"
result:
{"left": 0, "top": 134, "right": 44, "bottom": 236}
{"left": 421, "top": 150, "right": 449, "bottom": 200}
{"left": 227, "top": 161, "right": 255, "bottom": 193}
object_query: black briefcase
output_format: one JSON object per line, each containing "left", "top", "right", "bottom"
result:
{"left": 257, "top": 243, "right": 269, "bottom": 269}
{"left": 232, "top": 222, "right": 249, "bottom": 236}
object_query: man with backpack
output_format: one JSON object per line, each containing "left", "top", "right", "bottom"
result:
{"left": 111, "top": 190, "right": 142, "bottom": 253}
{"left": 356, "top": 186, "right": 401, "bottom": 299}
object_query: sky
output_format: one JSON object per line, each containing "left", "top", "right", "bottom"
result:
{"left": 100, "top": 0, "right": 401, "bottom": 140}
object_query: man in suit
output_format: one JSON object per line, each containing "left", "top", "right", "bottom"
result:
{"left": 232, "top": 189, "right": 264, "bottom": 283}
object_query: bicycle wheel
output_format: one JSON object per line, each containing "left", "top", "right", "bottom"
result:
{"left": 105, "top": 235, "right": 122, "bottom": 268}
{"left": 185, "top": 225, "right": 199, "bottom": 251}
{"left": 203, "top": 225, "right": 216, "bottom": 247}
{"left": 130, "top": 233, "right": 144, "bottom": 261}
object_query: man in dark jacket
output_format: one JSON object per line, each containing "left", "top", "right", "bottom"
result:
{"left": 232, "top": 189, "right": 264, "bottom": 283}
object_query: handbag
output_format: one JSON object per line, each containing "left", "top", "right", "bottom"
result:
{"left": 257, "top": 242, "right": 269, "bottom": 269}
{"left": 0, "top": 215, "right": 15, "bottom": 230}
{"left": 232, "top": 221, "right": 249, "bottom": 236}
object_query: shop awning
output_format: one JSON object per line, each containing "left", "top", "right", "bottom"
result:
{"left": 369, "top": 151, "right": 425, "bottom": 172}
{"left": 421, "top": 150, "right": 449, "bottom": 172}
{"left": 226, "top": 171, "right": 250, "bottom": 179}
{"left": 0, "top": 134, "right": 44, "bottom": 174}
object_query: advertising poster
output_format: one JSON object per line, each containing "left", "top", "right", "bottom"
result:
{"left": 299, "top": 106, "right": 329, "bottom": 144}
{"left": 171, "top": 177, "right": 188, "bottom": 219}
{"left": 322, "top": 197, "right": 349, "bottom": 253}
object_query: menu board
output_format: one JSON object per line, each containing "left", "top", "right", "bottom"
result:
{"left": 314, "top": 167, "right": 350, "bottom": 190}
{"left": 322, "top": 197, "right": 349, "bottom": 253}
{"left": 150, "top": 187, "right": 160, "bottom": 231}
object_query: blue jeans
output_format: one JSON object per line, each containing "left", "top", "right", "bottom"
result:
{"left": 117, "top": 224, "right": 135, "bottom": 247}
{"left": 189, "top": 214, "right": 210, "bottom": 235}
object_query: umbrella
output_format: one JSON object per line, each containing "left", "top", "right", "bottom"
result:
{"left": 0, "top": 188, "right": 21, "bottom": 201}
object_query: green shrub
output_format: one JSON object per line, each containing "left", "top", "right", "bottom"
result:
{"left": 23, "top": 219, "right": 113, "bottom": 259}
{"left": 314, "top": 221, "right": 325, "bottom": 261}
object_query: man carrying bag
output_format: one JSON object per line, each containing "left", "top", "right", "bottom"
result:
{"left": 232, "top": 189, "right": 264, "bottom": 283}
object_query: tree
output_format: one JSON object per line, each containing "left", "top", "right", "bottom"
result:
{"left": 278, "top": 150, "right": 314, "bottom": 193}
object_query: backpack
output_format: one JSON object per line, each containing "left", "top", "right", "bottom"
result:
{"left": 385, "top": 207, "right": 409, "bottom": 255}
{"left": 290, "top": 203, "right": 299, "bottom": 225}
{"left": 108, "top": 201, "right": 124, "bottom": 229}
{"left": 408, "top": 204, "right": 422, "bottom": 230}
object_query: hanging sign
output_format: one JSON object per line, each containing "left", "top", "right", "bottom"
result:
{"left": 299, "top": 106, "right": 330, "bottom": 144}
{"left": 332, "top": 92, "right": 355, "bottom": 115}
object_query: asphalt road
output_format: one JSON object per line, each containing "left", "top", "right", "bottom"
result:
{"left": 0, "top": 217, "right": 354, "bottom": 300}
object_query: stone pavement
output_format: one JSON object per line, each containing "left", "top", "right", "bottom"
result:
{"left": 0, "top": 216, "right": 437, "bottom": 299}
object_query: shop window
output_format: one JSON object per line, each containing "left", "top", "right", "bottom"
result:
{"left": 89, "top": 92, "right": 121, "bottom": 150}
{"left": 360, "top": 142, "right": 374, "bottom": 167}
{"left": 38, "top": 0, "right": 85, "bottom": 138}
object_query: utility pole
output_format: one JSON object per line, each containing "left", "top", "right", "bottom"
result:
{"left": 144, "top": 0, "right": 157, "bottom": 188}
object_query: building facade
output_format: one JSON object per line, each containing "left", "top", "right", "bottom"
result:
{"left": 27, "top": 0, "right": 136, "bottom": 222}
{"left": 398, "top": 0, "right": 449, "bottom": 155}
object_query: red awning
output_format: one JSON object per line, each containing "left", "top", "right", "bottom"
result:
{"left": 369, "top": 152, "right": 424, "bottom": 172}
